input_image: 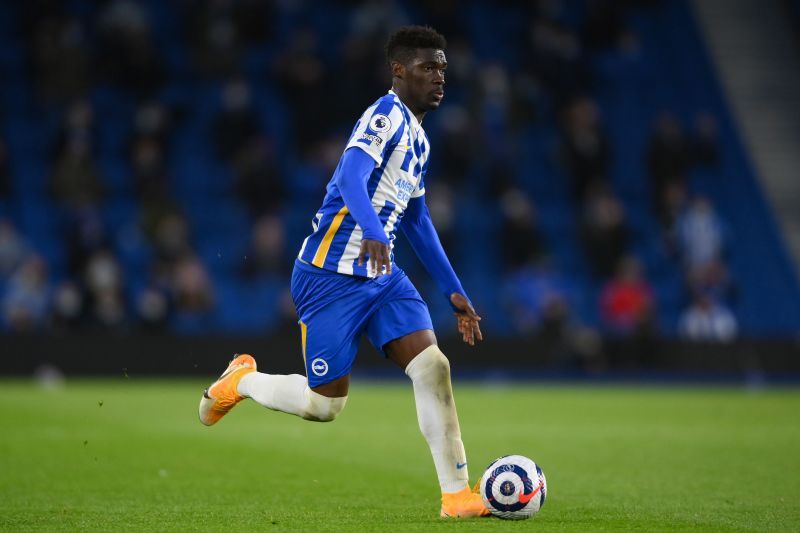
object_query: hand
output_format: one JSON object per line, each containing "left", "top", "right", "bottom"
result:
{"left": 450, "top": 293, "right": 483, "bottom": 346}
{"left": 358, "top": 239, "right": 392, "bottom": 276}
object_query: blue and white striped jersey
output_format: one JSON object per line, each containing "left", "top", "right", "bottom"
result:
{"left": 297, "top": 90, "right": 430, "bottom": 277}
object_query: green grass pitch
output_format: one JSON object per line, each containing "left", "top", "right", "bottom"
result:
{"left": 1, "top": 378, "right": 798, "bottom": 531}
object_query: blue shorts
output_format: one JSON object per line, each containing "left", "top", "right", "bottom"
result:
{"left": 290, "top": 259, "right": 433, "bottom": 387}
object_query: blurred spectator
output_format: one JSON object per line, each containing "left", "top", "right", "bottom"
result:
{"left": 499, "top": 188, "right": 544, "bottom": 270}
{"left": 441, "top": 38, "right": 478, "bottom": 90}
{"left": 64, "top": 205, "right": 109, "bottom": 277}
{"left": 508, "top": 73, "right": 545, "bottom": 132}
{"left": 2, "top": 256, "right": 50, "bottom": 332}
{"left": 83, "top": 249, "right": 128, "bottom": 330}
{"left": 273, "top": 28, "right": 329, "bottom": 156}
{"left": 502, "top": 258, "right": 605, "bottom": 370}
{"left": 0, "top": 137, "right": 12, "bottom": 200}
{"left": 172, "top": 255, "right": 215, "bottom": 313}
{"left": 129, "top": 100, "right": 175, "bottom": 158}
{"left": 478, "top": 63, "right": 513, "bottom": 157}
{"left": 214, "top": 78, "right": 261, "bottom": 161}
{"left": 600, "top": 256, "right": 654, "bottom": 335}
{"left": 50, "top": 138, "right": 104, "bottom": 208}
{"left": 675, "top": 196, "right": 725, "bottom": 268}
{"left": 501, "top": 258, "right": 572, "bottom": 334}
{"left": 560, "top": 97, "right": 611, "bottom": 202}
{"left": 131, "top": 137, "right": 170, "bottom": 203}
{"left": 580, "top": 184, "right": 629, "bottom": 278}
{"left": 135, "top": 284, "right": 172, "bottom": 332}
{"left": 685, "top": 258, "right": 737, "bottom": 304}
{"left": 658, "top": 179, "right": 688, "bottom": 229}
{"left": 186, "top": 0, "right": 243, "bottom": 77}
{"left": 332, "top": 32, "right": 388, "bottom": 125}
{"left": 647, "top": 112, "right": 690, "bottom": 218}
{"left": 691, "top": 112, "right": 720, "bottom": 167}
{"left": 679, "top": 294, "right": 738, "bottom": 342}
{"left": 436, "top": 105, "right": 478, "bottom": 187}
{"left": 528, "top": 17, "right": 587, "bottom": 101}
{"left": 96, "top": 0, "right": 165, "bottom": 96}
{"left": 0, "top": 220, "right": 30, "bottom": 279}
{"left": 50, "top": 280, "right": 86, "bottom": 330}
{"left": 54, "top": 99, "right": 96, "bottom": 159}
{"left": 30, "top": 14, "right": 91, "bottom": 104}
{"left": 241, "top": 214, "right": 286, "bottom": 279}
{"left": 151, "top": 212, "right": 192, "bottom": 267}
{"left": 351, "top": 0, "right": 409, "bottom": 37}
{"left": 425, "top": 183, "right": 457, "bottom": 254}
{"left": 233, "top": 136, "right": 286, "bottom": 217}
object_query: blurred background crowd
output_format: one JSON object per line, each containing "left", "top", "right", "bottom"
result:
{"left": 0, "top": 0, "right": 798, "bottom": 354}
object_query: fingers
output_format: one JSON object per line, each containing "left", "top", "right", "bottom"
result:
{"left": 369, "top": 247, "right": 378, "bottom": 276}
{"left": 383, "top": 246, "right": 392, "bottom": 275}
{"left": 455, "top": 313, "right": 482, "bottom": 346}
{"left": 473, "top": 321, "right": 483, "bottom": 342}
{"left": 358, "top": 241, "right": 367, "bottom": 267}
{"left": 373, "top": 244, "right": 391, "bottom": 276}
{"left": 361, "top": 240, "right": 392, "bottom": 276}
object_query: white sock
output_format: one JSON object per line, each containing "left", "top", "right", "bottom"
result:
{"left": 237, "top": 372, "right": 346, "bottom": 422}
{"left": 405, "top": 345, "right": 469, "bottom": 494}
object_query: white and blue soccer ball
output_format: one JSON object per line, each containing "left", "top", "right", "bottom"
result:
{"left": 479, "top": 455, "right": 547, "bottom": 520}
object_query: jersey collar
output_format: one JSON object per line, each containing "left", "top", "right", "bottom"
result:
{"left": 389, "top": 89, "right": 421, "bottom": 128}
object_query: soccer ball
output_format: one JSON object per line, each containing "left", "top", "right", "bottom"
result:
{"left": 479, "top": 455, "right": 547, "bottom": 520}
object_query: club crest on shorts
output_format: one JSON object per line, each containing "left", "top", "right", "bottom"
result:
{"left": 311, "top": 358, "right": 329, "bottom": 376}
{"left": 369, "top": 114, "right": 391, "bottom": 133}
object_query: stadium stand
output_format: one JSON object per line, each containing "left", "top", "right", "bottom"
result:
{"left": 0, "top": 0, "right": 798, "bottom": 338}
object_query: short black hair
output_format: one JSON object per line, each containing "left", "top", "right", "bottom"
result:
{"left": 385, "top": 25, "right": 446, "bottom": 65}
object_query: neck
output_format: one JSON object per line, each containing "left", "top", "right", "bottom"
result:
{"left": 392, "top": 84, "right": 425, "bottom": 123}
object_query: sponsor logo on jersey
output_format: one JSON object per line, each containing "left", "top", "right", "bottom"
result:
{"left": 360, "top": 133, "right": 383, "bottom": 146}
{"left": 311, "top": 358, "right": 329, "bottom": 376}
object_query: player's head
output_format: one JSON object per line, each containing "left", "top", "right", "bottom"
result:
{"left": 385, "top": 26, "right": 447, "bottom": 115}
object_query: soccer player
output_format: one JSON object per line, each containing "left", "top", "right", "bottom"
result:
{"left": 199, "top": 26, "right": 488, "bottom": 518}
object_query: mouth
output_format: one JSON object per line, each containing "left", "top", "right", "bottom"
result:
{"left": 431, "top": 90, "right": 444, "bottom": 102}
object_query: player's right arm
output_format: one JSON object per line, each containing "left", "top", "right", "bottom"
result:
{"left": 334, "top": 147, "right": 391, "bottom": 276}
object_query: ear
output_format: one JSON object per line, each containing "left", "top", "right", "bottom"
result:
{"left": 390, "top": 60, "right": 405, "bottom": 79}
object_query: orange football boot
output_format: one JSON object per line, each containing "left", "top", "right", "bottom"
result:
{"left": 198, "top": 354, "right": 257, "bottom": 426}
{"left": 440, "top": 484, "right": 491, "bottom": 518}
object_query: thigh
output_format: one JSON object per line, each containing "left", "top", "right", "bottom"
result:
{"left": 366, "top": 274, "right": 435, "bottom": 365}
{"left": 384, "top": 329, "right": 437, "bottom": 370}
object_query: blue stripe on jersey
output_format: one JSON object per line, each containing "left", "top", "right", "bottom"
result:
{"left": 379, "top": 200, "right": 396, "bottom": 226}
{"left": 350, "top": 201, "right": 397, "bottom": 277}
{"left": 400, "top": 147, "right": 413, "bottom": 172}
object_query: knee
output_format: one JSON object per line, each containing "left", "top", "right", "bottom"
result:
{"left": 302, "top": 388, "right": 347, "bottom": 422}
{"left": 405, "top": 345, "right": 451, "bottom": 383}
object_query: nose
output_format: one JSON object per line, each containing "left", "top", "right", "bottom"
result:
{"left": 434, "top": 70, "right": 445, "bottom": 85}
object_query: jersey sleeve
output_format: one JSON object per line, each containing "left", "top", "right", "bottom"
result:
{"left": 345, "top": 99, "right": 406, "bottom": 166}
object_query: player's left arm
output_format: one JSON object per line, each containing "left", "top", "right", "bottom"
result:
{"left": 400, "top": 195, "right": 483, "bottom": 346}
